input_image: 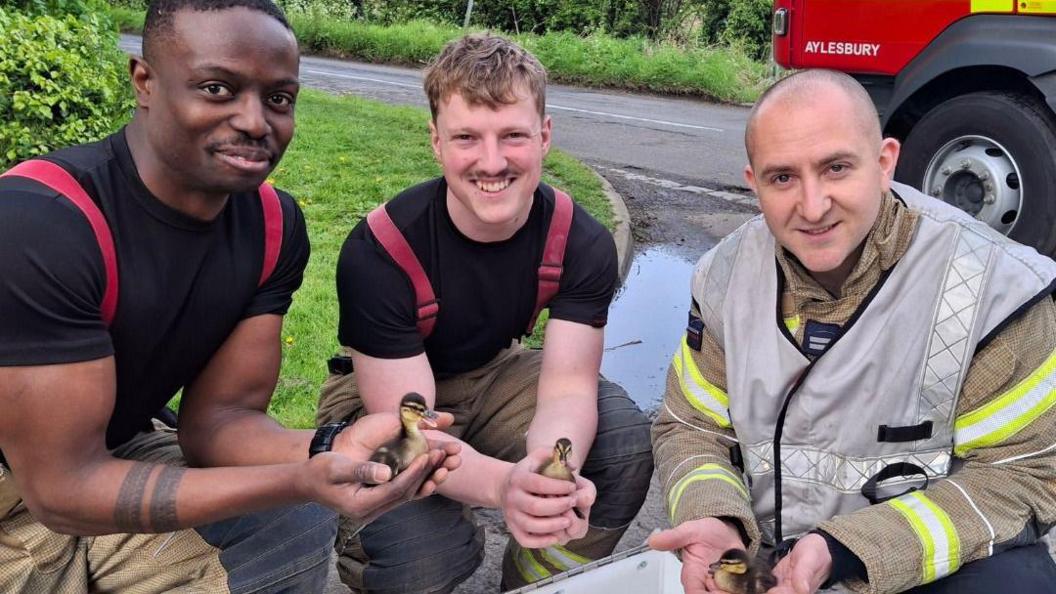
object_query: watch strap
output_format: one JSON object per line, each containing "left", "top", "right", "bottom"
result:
{"left": 309, "top": 421, "right": 348, "bottom": 458}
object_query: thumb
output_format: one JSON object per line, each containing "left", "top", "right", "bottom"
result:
{"left": 332, "top": 458, "right": 393, "bottom": 485}
{"left": 648, "top": 524, "right": 696, "bottom": 552}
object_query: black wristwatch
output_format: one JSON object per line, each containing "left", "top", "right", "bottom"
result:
{"left": 309, "top": 421, "right": 349, "bottom": 458}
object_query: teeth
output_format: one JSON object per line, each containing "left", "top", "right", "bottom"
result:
{"left": 476, "top": 179, "right": 511, "bottom": 193}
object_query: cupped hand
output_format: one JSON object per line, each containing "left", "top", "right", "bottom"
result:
{"left": 500, "top": 446, "right": 580, "bottom": 549}
{"left": 647, "top": 517, "right": 747, "bottom": 594}
{"left": 767, "top": 533, "right": 831, "bottom": 594}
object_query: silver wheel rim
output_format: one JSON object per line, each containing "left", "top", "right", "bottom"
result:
{"left": 921, "top": 134, "right": 1023, "bottom": 235}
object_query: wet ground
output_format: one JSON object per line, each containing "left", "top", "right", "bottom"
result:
{"left": 598, "top": 164, "right": 758, "bottom": 411}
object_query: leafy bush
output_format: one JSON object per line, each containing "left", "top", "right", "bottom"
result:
{"left": 0, "top": 6, "right": 134, "bottom": 166}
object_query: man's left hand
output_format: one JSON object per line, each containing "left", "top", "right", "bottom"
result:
{"left": 768, "top": 533, "right": 832, "bottom": 594}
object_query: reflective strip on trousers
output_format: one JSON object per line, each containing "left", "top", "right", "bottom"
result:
{"left": 540, "top": 545, "right": 590, "bottom": 572}
{"left": 668, "top": 463, "right": 749, "bottom": 522}
{"left": 672, "top": 337, "right": 731, "bottom": 428}
{"left": 513, "top": 546, "right": 551, "bottom": 583}
{"left": 954, "top": 347, "right": 1056, "bottom": 456}
{"left": 889, "top": 491, "right": 961, "bottom": 583}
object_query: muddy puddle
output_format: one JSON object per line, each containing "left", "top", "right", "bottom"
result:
{"left": 601, "top": 245, "right": 711, "bottom": 411}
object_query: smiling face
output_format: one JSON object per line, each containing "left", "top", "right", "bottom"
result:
{"left": 744, "top": 83, "right": 899, "bottom": 292}
{"left": 132, "top": 6, "right": 299, "bottom": 202}
{"left": 430, "top": 87, "right": 551, "bottom": 242}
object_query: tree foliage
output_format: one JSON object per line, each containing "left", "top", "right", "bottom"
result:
{"left": 271, "top": 0, "right": 770, "bottom": 53}
{"left": 0, "top": 5, "right": 134, "bottom": 166}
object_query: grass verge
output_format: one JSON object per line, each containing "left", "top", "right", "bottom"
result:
{"left": 111, "top": 8, "right": 767, "bottom": 103}
{"left": 264, "top": 90, "right": 609, "bottom": 428}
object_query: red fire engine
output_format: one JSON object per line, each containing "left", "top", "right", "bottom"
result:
{"left": 771, "top": 0, "right": 1056, "bottom": 255}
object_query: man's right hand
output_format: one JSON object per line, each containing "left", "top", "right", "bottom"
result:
{"left": 648, "top": 517, "right": 747, "bottom": 594}
{"left": 499, "top": 446, "right": 580, "bottom": 549}
{"left": 300, "top": 412, "right": 460, "bottom": 524}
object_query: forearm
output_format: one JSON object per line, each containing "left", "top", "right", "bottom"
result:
{"left": 654, "top": 336, "right": 757, "bottom": 544}
{"left": 527, "top": 393, "right": 597, "bottom": 469}
{"left": 28, "top": 456, "right": 307, "bottom": 536}
{"left": 429, "top": 430, "right": 512, "bottom": 507}
{"left": 179, "top": 407, "right": 312, "bottom": 467}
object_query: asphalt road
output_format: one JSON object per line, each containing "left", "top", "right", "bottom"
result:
{"left": 119, "top": 35, "right": 752, "bottom": 192}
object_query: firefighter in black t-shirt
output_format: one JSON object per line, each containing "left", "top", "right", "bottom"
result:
{"left": 316, "top": 34, "right": 654, "bottom": 592}
{"left": 0, "top": 1, "right": 457, "bottom": 591}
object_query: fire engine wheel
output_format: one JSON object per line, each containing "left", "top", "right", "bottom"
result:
{"left": 896, "top": 91, "right": 1056, "bottom": 256}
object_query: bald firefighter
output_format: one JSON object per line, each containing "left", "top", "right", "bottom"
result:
{"left": 650, "top": 70, "right": 1056, "bottom": 594}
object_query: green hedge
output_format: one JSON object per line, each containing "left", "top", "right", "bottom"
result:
{"left": 0, "top": 6, "right": 133, "bottom": 166}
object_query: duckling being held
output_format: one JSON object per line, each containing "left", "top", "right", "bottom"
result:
{"left": 708, "top": 548, "right": 777, "bottom": 594}
{"left": 369, "top": 392, "right": 439, "bottom": 478}
{"left": 537, "top": 438, "right": 584, "bottom": 519}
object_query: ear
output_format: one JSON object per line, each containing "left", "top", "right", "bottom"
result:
{"left": 878, "top": 137, "right": 901, "bottom": 192}
{"left": 540, "top": 114, "right": 553, "bottom": 157}
{"left": 129, "top": 55, "right": 154, "bottom": 109}
{"left": 429, "top": 119, "right": 441, "bottom": 161}
{"left": 744, "top": 163, "right": 759, "bottom": 195}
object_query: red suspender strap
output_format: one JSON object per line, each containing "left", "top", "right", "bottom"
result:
{"left": 256, "top": 182, "right": 284, "bottom": 287}
{"left": 1, "top": 160, "right": 119, "bottom": 327}
{"left": 528, "top": 189, "right": 574, "bottom": 333}
{"left": 366, "top": 204, "right": 439, "bottom": 338}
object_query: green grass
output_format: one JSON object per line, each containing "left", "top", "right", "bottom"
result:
{"left": 264, "top": 90, "right": 609, "bottom": 428}
{"left": 110, "top": 7, "right": 768, "bottom": 103}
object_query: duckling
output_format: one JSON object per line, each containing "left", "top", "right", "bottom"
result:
{"left": 369, "top": 392, "right": 439, "bottom": 477}
{"left": 708, "top": 548, "right": 777, "bottom": 594}
{"left": 537, "top": 438, "right": 585, "bottom": 519}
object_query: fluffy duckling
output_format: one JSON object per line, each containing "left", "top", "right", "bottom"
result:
{"left": 537, "top": 438, "right": 584, "bottom": 519}
{"left": 369, "top": 392, "right": 439, "bottom": 477}
{"left": 708, "top": 548, "right": 777, "bottom": 594}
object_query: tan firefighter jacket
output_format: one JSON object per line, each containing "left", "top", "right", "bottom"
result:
{"left": 652, "top": 183, "right": 1056, "bottom": 593}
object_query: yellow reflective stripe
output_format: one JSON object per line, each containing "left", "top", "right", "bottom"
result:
{"left": 513, "top": 547, "right": 551, "bottom": 583}
{"left": 540, "top": 545, "right": 590, "bottom": 571}
{"left": 668, "top": 463, "right": 749, "bottom": 523}
{"left": 970, "top": 0, "right": 1013, "bottom": 11}
{"left": 889, "top": 492, "right": 961, "bottom": 583}
{"left": 954, "top": 348, "right": 1056, "bottom": 456}
{"left": 784, "top": 315, "right": 800, "bottom": 335}
{"left": 672, "top": 338, "right": 731, "bottom": 428}
{"left": 1020, "top": 0, "right": 1056, "bottom": 13}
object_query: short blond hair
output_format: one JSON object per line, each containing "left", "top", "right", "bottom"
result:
{"left": 423, "top": 34, "right": 547, "bottom": 120}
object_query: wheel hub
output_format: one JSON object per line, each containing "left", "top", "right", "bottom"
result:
{"left": 922, "top": 135, "right": 1022, "bottom": 234}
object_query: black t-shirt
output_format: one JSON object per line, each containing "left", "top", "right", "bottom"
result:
{"left": 0, "top": 130, "right": 309, "bottom": 449}
{"left": 337, "top": 177, "right": 617, "bottom": 375}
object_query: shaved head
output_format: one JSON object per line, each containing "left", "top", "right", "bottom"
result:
{"left": 745, "top": 70, "right": 881, "bottom": 163}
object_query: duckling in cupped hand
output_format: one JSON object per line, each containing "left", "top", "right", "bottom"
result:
{"left": 709, "top": 548, "right": 778, "bottom": 594}
{"left": 536, "top": 438, "right": 585, "bottom": 519}
{"left": 369, "top": 392, "right": 439, "bottom": 478}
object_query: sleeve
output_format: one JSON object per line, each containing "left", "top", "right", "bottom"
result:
{"left": 0, "top": 181, "right": 113, "bottom": 365}
{"left": 546, "top": 212, "right": 618, "bottom": 328}
{"left": 334, "top": 230, "right": 424, "bottom": 359}
{"left": 652, "top": 298, "right": 763, "bottom": 551}
{"left": 243, "top": 190, "right": 310, "bottom": 318}
{"left": 818, "top": 297, "right": 1056, "bottom": 594}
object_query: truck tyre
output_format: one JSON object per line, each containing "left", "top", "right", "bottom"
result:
{"left": 895, "top": 91, "right": 1056, "bottom": 256}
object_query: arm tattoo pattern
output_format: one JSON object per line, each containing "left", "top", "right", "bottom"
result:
{"left": 113, "top": 463, "right": 152, "bottom": 531}
{"left": 113, "top": 463, "right": 186, "bottom": 532}
{"left": 148, "top": 466, "right": 185, "bottom": 532}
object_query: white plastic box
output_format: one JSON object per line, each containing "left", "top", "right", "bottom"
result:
{"left": 508, "top": 545, "right": 685, "bottom": 594}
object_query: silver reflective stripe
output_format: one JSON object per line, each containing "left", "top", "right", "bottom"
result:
{"left": 513, "top": 547, "right": 551, "bottom": 583}
{"left": 889, "top": 491, "right": 961, "bottom": 583}
{"left": 540, "top": 545, "right": 590, "bottom": 571}
{"left": 954, "top": 348, "right": 1056, "bottom": 456}
{"left": 744, "top": 442, "right": 951, "bottom": 492}
{"left": 696, "top": 229, "right": 745, "bottom": 351}
{"left": 919, "top": 228, "right": 992, "bottom": 425}
{"left": 672, "top": 338, "right": 731, "bottom": 428}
